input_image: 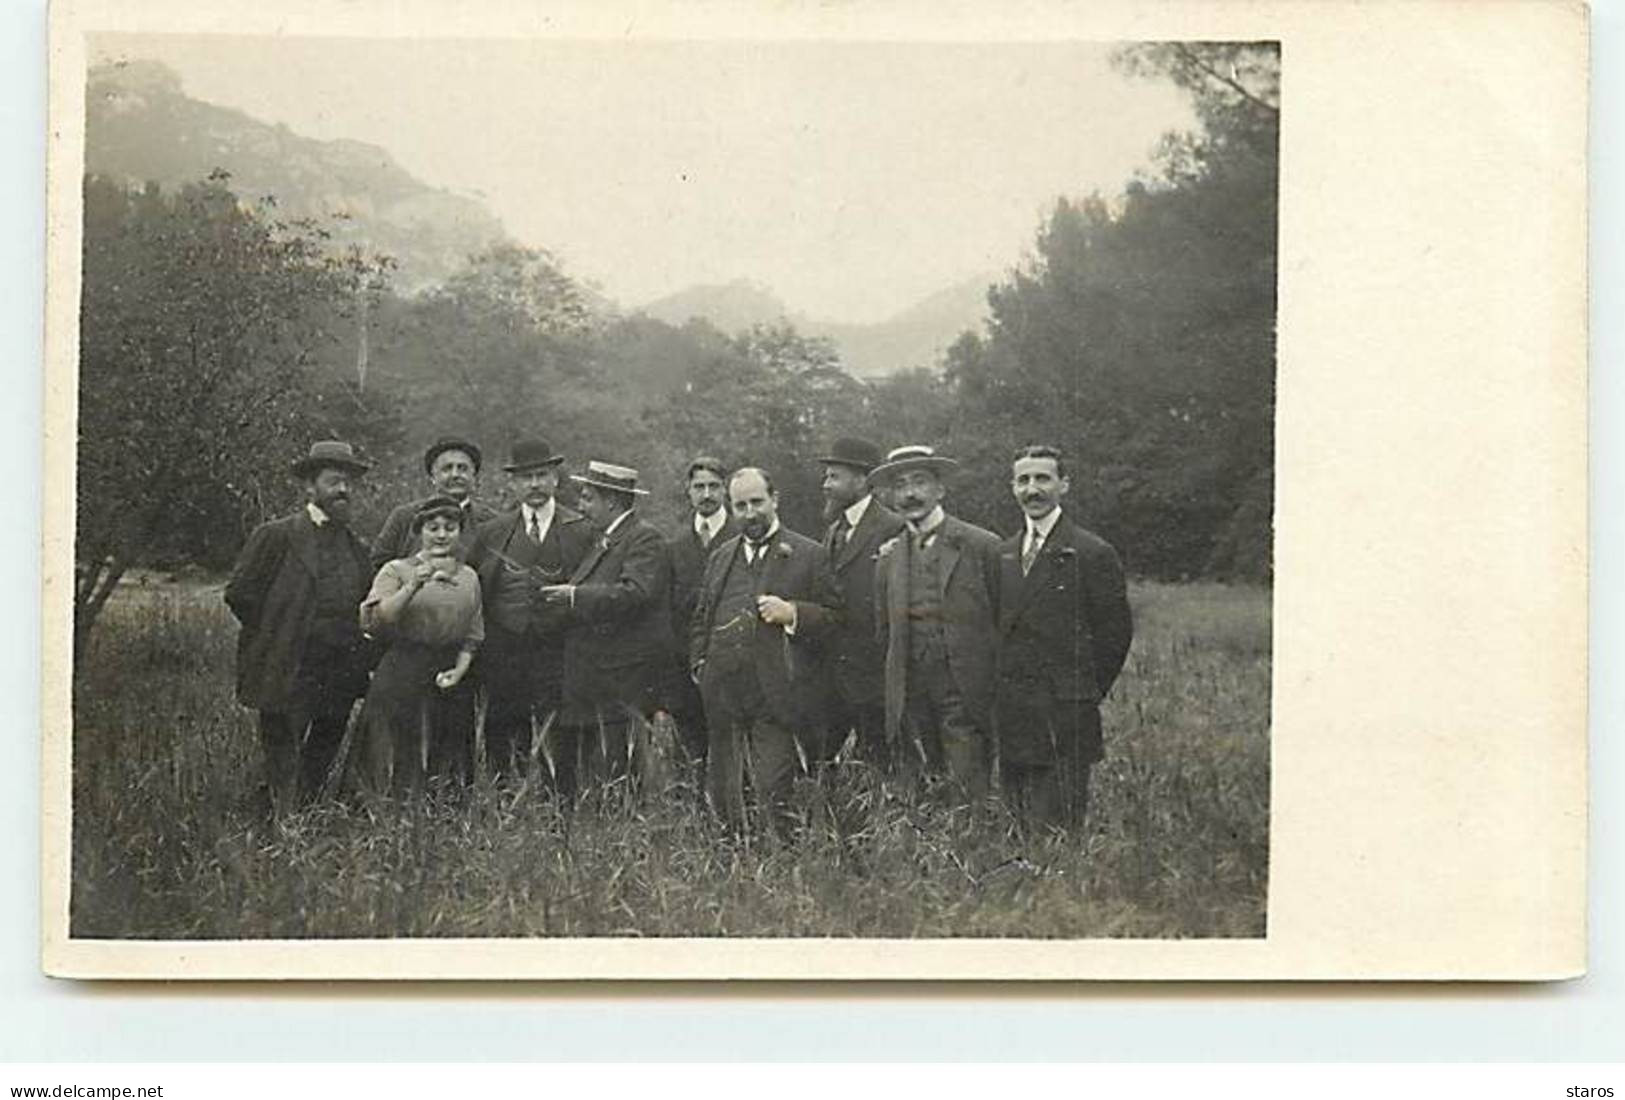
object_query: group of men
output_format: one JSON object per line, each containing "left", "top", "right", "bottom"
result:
{"left": 225, "top": 431, "right": 1133, "bottom": 839}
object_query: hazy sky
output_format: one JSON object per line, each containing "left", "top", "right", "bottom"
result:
{"left": 93, "top": 36, "right": 1194, "bottom": 324}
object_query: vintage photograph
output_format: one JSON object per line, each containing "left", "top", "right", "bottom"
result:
{"left": 64, "top": 33, "right": 1276, "bottom": 943}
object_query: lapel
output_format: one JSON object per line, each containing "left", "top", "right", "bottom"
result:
{"left": 570, "top": 510, "right": 632, "bottom": 583}
{"left": 934, "top": 516, "right": 964, "bottom": 596}
{"left": 1010, "top": 516, "right": 1074, "bottom": 622}
{"left": 998, "top": 538, "right": 1025, "bottom": 632}
{"left": 833, "top": 499, "right": 881, "bottom": 573}
{"left": 290, "top": 509, "right": 321, "bottom": 578}
{"left": 759, "top": 531, "right": 789, "bottom": 592}
{"left": 706, "top": 534, "right": 745, "bottom": 627}
{"left": 887, "top": 531, "right": 909, "bottom": 626}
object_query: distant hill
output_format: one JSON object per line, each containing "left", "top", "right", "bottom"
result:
{"left": 85, "top": 59, "right": 508, "bottom": 293}
{"left": 640, "top": 274, "right": 995, "bottom": 378}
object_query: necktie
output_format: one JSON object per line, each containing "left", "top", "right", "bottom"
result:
{"left": 528, "top": 511, "right": 541, "bottom": 544}
{"left": 829, "top": 515, "right": 850, "bottom": 552}
{"left": 699, "top": 521, "right": 714, "bottom": 549}
{"left": 745, "top": 539, "right": 767, "bottom": 567}
{"left": 1021, "top": 529, "right": 1043, "bottom": 575}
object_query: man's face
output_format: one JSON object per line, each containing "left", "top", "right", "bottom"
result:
{"left": 687, "top": 469, "right": 725, "bottom": 517}
{"left": 729, "top": 471, "right": 779, "bottom": 542}
{"left": 306, "top": 467, "right": 353, "bottom": 526}
{"left": 575, "top": 484, "right": 623, "bottom": 531}
{"left": 429, "top": 449, "right": 478, "bottom": 501}
{"left": 1011, "top": 455, "right": 1069, "bottom": 521}
{"left": 820, "top": 463, "right": 866, "bottom": 521}
{"left": 889, "top": 468, "right": 945, "bottom": 525}
{"left": 512, "top": 465, "right": 558, "bottom": 509}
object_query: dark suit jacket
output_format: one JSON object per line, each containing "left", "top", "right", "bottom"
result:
{"left": 667, "top": 513, "right": 742, "bottom": 650}
{"left": 224, "top": 509, "right": 373, "bottom": 711}
{"left": 874, "top": 512, "right": 1003, "bottom": 741}
{"left": 994, "top": 513, "right": 1132, "bottom": 765}
{"left": 465, "top": 504, "right": 593, "bottom": 637}
{"left": 559, "top": 510, "right": 674, "bottom": 718}
{"left": 689, "top": 526, "right": 842, "bottom": 731}
{"left": 371, "top": 496, "right": 500, "bottom": 571}
{"left": 824, "top": 497, "right": 905, "bottom": 707}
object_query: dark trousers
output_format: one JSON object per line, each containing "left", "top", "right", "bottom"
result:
{"left": 1005, "top": 757, "right": 1095, "bottom": 836}
{"left": 480, "top": 624, "right": 564, "bottom": 781}
{"left": 904, "top": 651, "right": 990, "bottom": 800}
{"left": 828, "top": 693, "right": 891, "bottom": 769}
{"left": 257, "top": 686, "right": 359, "bottom": 812}
{"left": 704, "top": 663, "right": 806, "bottom": 840}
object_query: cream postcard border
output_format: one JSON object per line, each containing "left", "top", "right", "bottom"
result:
{"left": 40, "top": 0, "right": 1589, "bottom": 981}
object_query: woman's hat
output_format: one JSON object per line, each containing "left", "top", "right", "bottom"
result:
{"left": 868, "top": 444, "right": 959, "bottom": 484}
{"left": 570, "top": 460, "right": 649, "bottom": 496}
{"left": 291, "top": 440, "right": 370, "bottom": 479}
{"left": 410, "top": 495, "right": 465, "bottom": 532}
{"left": 423, "top": 437, "right": 482, "bottom": 474}
{"left": 502, "top": 439, "right": 566, "bottom": 473}
{"left": 816, "top": 436, "right": 885, "bottom": 473}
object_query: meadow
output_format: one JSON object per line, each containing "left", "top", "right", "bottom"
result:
{"left": 69, "top": 579, "right": 1270, "bottom": 940}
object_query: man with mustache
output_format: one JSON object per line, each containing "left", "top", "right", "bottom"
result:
{"left": 370, "top": 437, "right": 499, "bottom": 571}
{"left": 465, "top": 439, "right": 593, "bottom": 783}
{"left": 689, "top": 467, "right": 842, "bottom": 839}
{"left": 225, "top": 441, "right": 377, "bottom": 814}
{"left": 996, "top": 445, "right": 1132, "bottom": 834}
{"left": 872, "top": 444, "right": 1003, "bottom": 801}
{"left": 664, "top": 456, "right": 739, "bottom": 770}
{"left": 816, "top": 437, "right": 905, "bottom": 767}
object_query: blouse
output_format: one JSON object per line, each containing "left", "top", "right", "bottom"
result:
{"left": 360, "top": 556, "right": 485, "bottom": 650}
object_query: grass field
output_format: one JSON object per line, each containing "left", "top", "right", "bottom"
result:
{"left": 68, "top": 579, "right": 1270, "bottom": 940}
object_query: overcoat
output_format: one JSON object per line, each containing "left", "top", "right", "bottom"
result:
{"left": 371, "top": 496, "right": 500, "bottom": 571}
{"left": 689, "top": 527, "right": 843, "bottom": 731}
{"left": 558, "top": 511, "right": 674, "bottom": 719}
{"left": 994, "top": 515, "right": 1133, "bottom": 765}
{"left": 224, "top": 508, "right": 374, "bottom": 711}
{"left": 667, "top": 514, "right": 741, "bottom": 646}
{"left": 874, "top": 513, "right": 1003, "bottom": 742}
{"left": 823, "top": 498, "right": 905, "bottom": 708}
{"left": 464, "top": 503, "right": 593, "bottom": 635}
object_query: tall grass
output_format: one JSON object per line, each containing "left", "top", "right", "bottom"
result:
{"left": 69, "top": 579, "right": 1270, "bottom": 939}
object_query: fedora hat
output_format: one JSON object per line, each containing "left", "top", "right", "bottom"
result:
{"left": 502, "top": 438, "right": 566, "bottom": 473}
{"left": 868, "top": 444, "right": 959, "bottom": 484}
{"left": 291, "top": 440, "right": 370, "bottom": 479}
{"left": 816, "top": 436, "right": 885, "bottom": 473}
{"left": 570, "top": 460, "right": 649, "bottom": 496}
{"left": 423, "top": 437, "right": 482, "bottom": 474}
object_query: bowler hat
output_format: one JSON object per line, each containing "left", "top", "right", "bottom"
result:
{"left": 291, "top": 440, "right": 370, "bottom": 479}
{"left": 868, "top": 444, "right": 959, "bottom": 484}
{"left": 816, "top": 436, "right": 884, "bottom": 473}
{"left": 423, "top": 437, "right": 482, "bottom": 474}
{"left": 570, "top": 460, "right": 649, "bottom": 496}
{"left": 502, "top": 438, "right": 566, "bottom": 473}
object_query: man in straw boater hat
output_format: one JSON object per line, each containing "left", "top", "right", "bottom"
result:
{"left": 464, "top": 438, "right": 593, "bottom": 783}
{"left": 816, "top": 436, "right": 906, "bottom": 769}
{"left": 664, "top": 455, "right": 741, "bottom": 772}
{"left": 225, "top": 440, "right": 377, "bottom": 814}
{"left": 871, "top": 444, "right": 1003, "bottom": 802}
{"left": 996, "top": 445, "right": 1133, "bottom": 836}
{"left": 539, "top": 460, "right": 674, "bottom": 800}
{"left": 688, "top": 466, "right": 842, "bottom": 841}
{"left": 370, "top": 436, "right": 499, "bottom": 571}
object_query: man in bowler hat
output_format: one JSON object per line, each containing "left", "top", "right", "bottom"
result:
{"left": 225, "top": 441, "right": 376, "bottom": 814}
{"left": 465, "top": 439, "right": 593, "bottom": 781}
{"left": 371, "top": 437, "right": 499, "bottom": 570}
{"left": 995, "top": 445, "right": 1132, "bottom": 834}
{"left": 816, "top": 437, "right": 906, "bottom": 767}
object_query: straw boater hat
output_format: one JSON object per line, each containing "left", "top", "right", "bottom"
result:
{"left": 291, "top": 440, "right": 370, "bottom": 478}
{"left": 570, "top": 460, "right": 649, "bottom": 496}
{"left": 816, "top": 436, "right": 885, "bottom": 473}
{"left": 501, "top": 438, "right": 566, "bottom": 473}
{"left": 423, "top": 436, "right": 483, "bottom": 474}
{"left": 867, "top": 444, "right": 959, "bottom": 484}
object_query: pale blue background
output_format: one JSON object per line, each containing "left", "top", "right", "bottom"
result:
{"left": 3, "top": 0, "right": 1619, "bottom": 1061}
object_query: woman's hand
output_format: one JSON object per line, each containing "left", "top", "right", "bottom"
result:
{"left": 435, "top": 667, "right": 465, "bottom": 691}
{"left": 409, "top": 558, "right": 437, "bottom": 588}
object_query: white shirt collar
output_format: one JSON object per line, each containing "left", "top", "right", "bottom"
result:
{"left": 604, "top": 508, "right": 633, "bottom": 537}
{"left": 908, "top": 505, "right": 946, "bottom": 537}
{"left": 694, "top": 508, "right": 726, "bottom": 539}
{"left": 1027, "top": 506, "right": 1063, "bottom": 543}
{"left": 306, "top": 502, "right": 329, "bottom": 527}
{"left": 521, "top": 497, "right": 556, "bottom": 527}
{"left": 745, "top": 519, "right": 781, "bottom": 557}
{"left": 843, "top": 494, "right": 873, "bottom": 529}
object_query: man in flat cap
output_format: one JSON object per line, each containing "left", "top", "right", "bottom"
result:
{"left": 225, "top": 441, "right": 377, "bottom": 814}
{"left": 665, "top": 455, "right": 740, "bottom": 770}
{"left": 996, "top": 445, "right": 1132, "bottom": 835}
{"left": 540, "top": 461, "right": 674, "bottom": 799}
{"left": 465, "top": 439, "right": 593, "bottom": 782}
{"left": 370, "top": 437, "right": 498, "bottom": 571}
{"left": 817, "top": 437, "right": 905, "bottom": 768}
{"left": 872, "top": 445, "right": 1002, "bottom": 802}
{"left": 689, "top": 467, "right": 842, "bottom": 840}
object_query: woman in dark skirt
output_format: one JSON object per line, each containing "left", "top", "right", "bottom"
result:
{"left": 358, "top": 496, "right": 484, "bottom": 797}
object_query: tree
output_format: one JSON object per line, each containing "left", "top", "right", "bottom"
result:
{"left": 74, "top": 172, "right": 386, "bottom": 653}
